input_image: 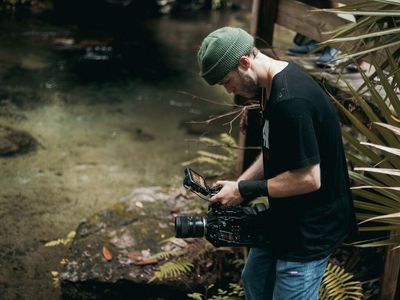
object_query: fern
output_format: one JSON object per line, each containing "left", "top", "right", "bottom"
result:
{"left": 232, "top": 258, "right": 245, "bottom": 269}
{"left": 188, "top": 293, "right": 205, "bottom": 300}
{"left": 182, "top": 133, "right": 238, "bottom": 177}
{"left": 189, "top": 263, "right": 361, "bottom": 300}
{"left": 188, "top": 283, "right": 244, "bottom": 300}
{"left": 197, "top": 137, "right": 223, "bottom": 147}
{"left": 319, "top": 263, "right": 363, "bottom": 300}
{"left": 182, "top": 157, "right": 224, "bottom": 168}
{"left": 149, "top": 259, "right": 193, "bottom": 282}
{"left": 219, "top": 134, "right": 238, "bottom": 155}
{"left": 196, "top": 151, "right": 232, "bottom": 162}
{"left": 44, "top": 231, "right": 76, "bottom": 247}
{"left": 149, "top": 248, "right": 186, "bottom": 260}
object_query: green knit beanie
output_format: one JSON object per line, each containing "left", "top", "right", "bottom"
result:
{"left": 197, "top": 27, "right": 254, "bottom": 85}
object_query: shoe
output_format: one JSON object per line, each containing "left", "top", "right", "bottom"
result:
{"left": 293, "top": 33, "right": 310, "bottom": 46}
{"left": 344, "top": 63, "right": 358, "bottom": 73}
{"left": 288, "top": 40, "right": 323, "bottom": 55}
{"left": 315, "top": 47, "right": 339, "bottom": 69}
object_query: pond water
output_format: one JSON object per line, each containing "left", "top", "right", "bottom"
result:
{"left": 0, "top": 8, "right": 253, "bottom": 300}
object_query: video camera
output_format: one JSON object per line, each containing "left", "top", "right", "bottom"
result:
{"left": 175, "top": 168, "right": 269, "bottom": 247}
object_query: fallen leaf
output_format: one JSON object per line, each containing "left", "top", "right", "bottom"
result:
{"left": 103, "top": 246, "right": 113, "bottom": 261}
{"left": 127, "top": 251, "right": 142, "bottom": 261}
{"left": 133, "top": 257, "right": 158, "bottom": 265}
{"left": 170, "top": 207, "right": 181, "bottom": 213}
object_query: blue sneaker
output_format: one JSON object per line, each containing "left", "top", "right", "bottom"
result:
{"left": 288, "top": 40, "right": 323, "bottom": 55}
{"left": 316, "top": 47, "right": 339, "bottom": 69}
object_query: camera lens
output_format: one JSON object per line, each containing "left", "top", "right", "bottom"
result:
{"left": 175, "top": 216, "right": 206, "bottom": 238}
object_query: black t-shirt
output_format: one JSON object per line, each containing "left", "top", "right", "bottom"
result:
{"left": 262, "top": 62, "right": 357, "bottom": 261}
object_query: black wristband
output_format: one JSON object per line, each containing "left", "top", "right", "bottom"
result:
{"left": 238, "top": 180, "right": 269, "bottom": 203}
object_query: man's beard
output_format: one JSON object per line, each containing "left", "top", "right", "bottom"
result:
{"left": 237, "top": 71, "right": 258, "bottom": 99}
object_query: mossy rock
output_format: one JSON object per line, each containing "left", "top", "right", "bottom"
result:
{"left": 60, "top": 187, "right": 224, "bottom": 300}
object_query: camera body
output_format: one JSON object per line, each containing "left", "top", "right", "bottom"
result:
{"left": 176, "top": 168, "right": 269, "bottom": 247}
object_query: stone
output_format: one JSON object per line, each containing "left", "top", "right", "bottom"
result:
{"left": 0, "top": 124, "right": 38, "bottom": 156}
{"left": 60, "top": 187, "right": 231, "bottom": 300}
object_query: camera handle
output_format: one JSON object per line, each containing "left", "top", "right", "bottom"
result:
{"left": 209, "top": 202, "right": 221, "bottom": 210}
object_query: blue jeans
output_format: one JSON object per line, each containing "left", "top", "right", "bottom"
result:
{"left": 241, "top": 245, "right": 330, "bottom": 300}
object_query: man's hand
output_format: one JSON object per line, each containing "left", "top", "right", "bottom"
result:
{"left": 209, "top": 180, "right": 243, "bottom": 206}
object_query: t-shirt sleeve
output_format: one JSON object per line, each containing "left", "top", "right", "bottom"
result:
{"left": 269, "top": 99, "right": 320, "bottom": 173}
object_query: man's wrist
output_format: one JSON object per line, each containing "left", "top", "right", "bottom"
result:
{"left": 238, "top": 180, "right": 269, "bottom": 203}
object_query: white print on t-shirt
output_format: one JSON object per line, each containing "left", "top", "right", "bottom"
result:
{"left": 263, "top": 120, "right": 269, "bottom": 149}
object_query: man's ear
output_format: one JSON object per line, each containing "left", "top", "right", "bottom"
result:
{"left": 238, "top": 56, "right": 251, "bottom": 69}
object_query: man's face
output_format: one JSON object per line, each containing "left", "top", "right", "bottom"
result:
{"left": 219, "top": 68, "right": 257, "bottom": 99}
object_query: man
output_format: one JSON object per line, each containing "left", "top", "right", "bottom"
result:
{"left": 197, "top": 27, "right": 357, "bottom": 299}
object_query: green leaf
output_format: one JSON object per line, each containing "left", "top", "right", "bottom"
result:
{"left": 357, "top": 65, "right": 398, "bottom": 125}
{"left": 354, "top": 167, "right": 400, "bottom": 177}
{"left": 354, "top": 199, "right": 397, "bottom": 215}
{"left": 350, "top": 171, "right": 400, "bottom": 201}
{"left": 360, "top": 142, "right": 400, "bottom": 156}
{"left": 334, "top": 99, "right": 383, "bottom": 147}
{"left": 323, "top": 27, "right": 400, "bottom": 43}
{"left": 149, "top": 259, "right": 194, "bottom": 282}
{"left": 352, "top": 185, "right": 400, "bottom": 191}
{"left": 342, "top": 130, "right": 381, "bottom": 164}
{"left": 337, "top": 40, "right": 400, "bottom": 61}
{"left": 319, "top": 9, "right": 400, "bottom": 16}
{"left": 375, "top": 122, "right": 400, "bottom": 136}
{"left": 372, "top": 60, "right": 400, "bottom": 118}
{"left": 360, "top": 211, "right": 400, "bottom": 224}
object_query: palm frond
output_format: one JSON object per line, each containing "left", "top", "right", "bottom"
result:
{"left": 351, "top": 185, "right": 400, "bottom": 191}
{"left": 315, "top": 0, "right": 400, "bottom": 62}
{"left": 322, "top": 1, "right": 400, "bottom": 247}
{"left": 360, "top": 212, "right": 400, "bottom": 224}
{"left": 354, "top": 167, "right": 400, "bottom": 177}
{"left": 360, "top": 142, "right": 400, "bottom": 156}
